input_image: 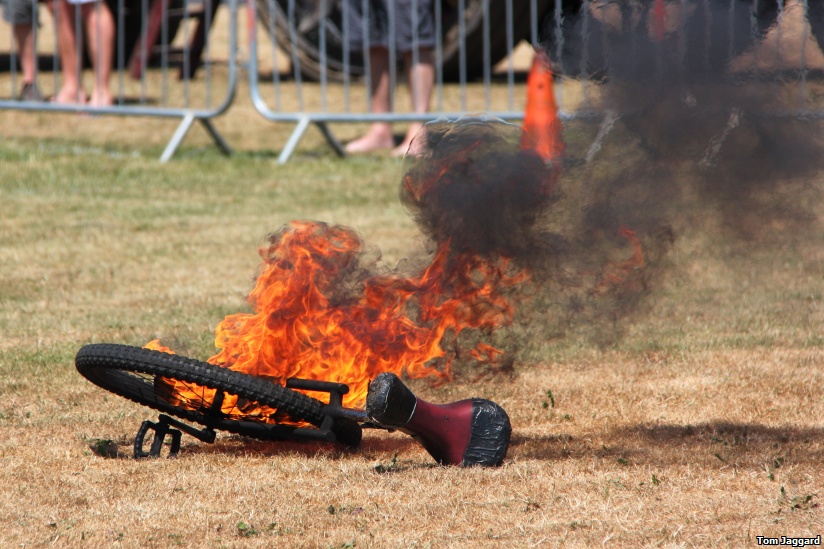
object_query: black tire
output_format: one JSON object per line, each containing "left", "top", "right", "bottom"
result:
{"left": 75, "top": 343, "right": 362, "bottom": 447}
{"left": 255, "top": 0, "right": 365, "bottom": 82}
{"left": 254, "top": 0, "right": 551, "bottom": 83}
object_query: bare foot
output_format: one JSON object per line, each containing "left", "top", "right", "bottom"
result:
{"left": 392, "top": 124, "right": 426, "bottom": 158}
{"left": 391, "top": 142, "right": 412, "bottom": 158}
{"left": 345, "top": 124, "right": 394, "bottom": 154}
{"left": 51, "top": 87, "right": 87, "bottom": 105}
{"left": 88, "top": 90, "right": 114, "bottom": 107}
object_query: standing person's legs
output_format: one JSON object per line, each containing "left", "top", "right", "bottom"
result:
{"left": 393, "top": 47, "right": 433, "bottom": 156}
{"left": 4, "top": 0, "right": 42, "bottom": 99}
{"left": 392, "top": 0, "right": 435, "bottom": 157}
{"left": 12, "top": 24, "right": 36, "bottom": 84}
{"left": 49, "top": 0, "right": 85, "bottom": 103}
{"left": 345, "top": 46, "right": 395, "bottom": 153}
{"left": 81, "top": 0, "right": 114, "bottom": 106}
{"left": 343, "top": 0, "right": 396, "bottom": 153}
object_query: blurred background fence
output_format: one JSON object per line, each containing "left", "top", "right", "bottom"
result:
{"left": 0, "top": 0, "right": 237, "bottom": 160}
{"left": 3, "top": 0, "right": 824, "bottom": 162}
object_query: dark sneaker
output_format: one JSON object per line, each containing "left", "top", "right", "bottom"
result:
{"left": 20, "top": 82, "right": 43, "bottom": 102}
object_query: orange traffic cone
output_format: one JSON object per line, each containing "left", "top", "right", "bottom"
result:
{"left": 521, "top": 50, "right": 564, "bottom": 164}
{"left": 651, "top": 0, "right": 666, "bottom": 42}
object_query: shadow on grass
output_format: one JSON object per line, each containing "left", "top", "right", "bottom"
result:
{"left": 511, "top": 422, "right": 824, "bottom": 468}
{"left": 198, "top": 431, "right": 421, "bottom": 460}
{"left": 92, "top": 429, "right": 425, "bottom": 464}
{"left": 92, "top": 420, "right": 823, "bottom": 469}
{"left": 175, "top": 434, "right": 438, "bottom": 472}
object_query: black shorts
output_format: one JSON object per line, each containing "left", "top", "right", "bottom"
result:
{"left": 343, "top": 0, "right": 435, "bottom": 53}
{"left": 1, "top": 0, "right": 38, "bottom": 26}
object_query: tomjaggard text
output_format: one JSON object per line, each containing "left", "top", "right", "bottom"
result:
{"left": 756, "top": 536, "right": 821, "bottom": 547}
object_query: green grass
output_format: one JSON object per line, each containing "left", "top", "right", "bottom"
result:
{"left": 3, "top": 116, "right": 823, "bottom": 366}
{"left": 0, "top": 137, "right": 416, "bottom": 360}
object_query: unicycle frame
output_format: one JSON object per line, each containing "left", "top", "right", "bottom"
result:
{"left": 76, "top": 344, "right": 511, "bottom": 467}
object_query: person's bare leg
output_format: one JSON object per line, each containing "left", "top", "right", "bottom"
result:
{"left": 13, "top": 25, "right": 36, "bottom": 85}
{"left": 393, "top": 47, "right": 434, "bottom": 157}
{"left": 83, "top": 0, "right": 114, "bottom": 106}
{"left": 345, "top": 47, "right": 395, "bottom": 153}
{"left": 49, "top": 0, "right": 85, "bottom": 103}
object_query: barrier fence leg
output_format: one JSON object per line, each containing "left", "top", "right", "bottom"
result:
{"left": 200, "top": 118, "right": 233, "bottom": 156}
{"left": 161, "top": 113, "right": 197, "bottom": 163}
{"left": 277, "top": 116, "right": 311, "bottom": 164}
{"left": 277, "top": 119, "right": 347, "bottom": 164}
{"left": 315, "top": 122, "right": 346, "bottom": 158}
{"left": 160, "top": 113, "right": 231, "bottom": 163}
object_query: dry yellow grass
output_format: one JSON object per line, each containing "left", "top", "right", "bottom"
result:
{"left": 2, "top": 6, "right": 824, "bottom": 548}
{"left": 2, "top": 348, "right": 822, "bottom": 547}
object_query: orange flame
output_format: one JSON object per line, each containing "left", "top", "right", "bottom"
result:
{"left": 144, "top": 339, "right": 283, "bottom": 421}
{"left": 521, "top": 50, "right": 564, "bottom": 164}
{"left": 148, "top": 219, "right": 526, "bottom": 416}
{"left": 146, "top": 117, "right": 558, "bottom": 422}
{"left": 144, "top": 340, "right": 175, "bottom": 354}
{"left": 208, "top": 222, "right": 523, "bottom": 409}
{"left": 590, "top": 228, "right": 646, "bottom": 296}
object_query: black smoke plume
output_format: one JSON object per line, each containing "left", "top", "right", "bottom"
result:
{"left": 543, "top": 0, "right": 824, "bottom": 238}
{"left": 400, "top": 118, "right": 559, "bottom": 261}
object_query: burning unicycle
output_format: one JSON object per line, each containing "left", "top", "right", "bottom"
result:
{"left": 75, "top": 344, "right": 511, "bottom": 467}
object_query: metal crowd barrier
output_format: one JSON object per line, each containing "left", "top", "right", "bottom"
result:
{"left": 247, "top": 0, "right": 563, "bottom": 163}
{"left": 0, "top": 0, "right": 237, "bottom": 161}
{"left": 4, "top": 1, "right": 824, "bottom": 162}
{"left": 247, "top": 0, "right": 824, "bottom": 163}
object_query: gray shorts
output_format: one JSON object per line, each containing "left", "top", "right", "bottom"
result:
{"left": 343, "top": 0, "right": 435, "bottom": 53}
{"left": 1, "top": 0, "right": 38, "bottom": 26}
